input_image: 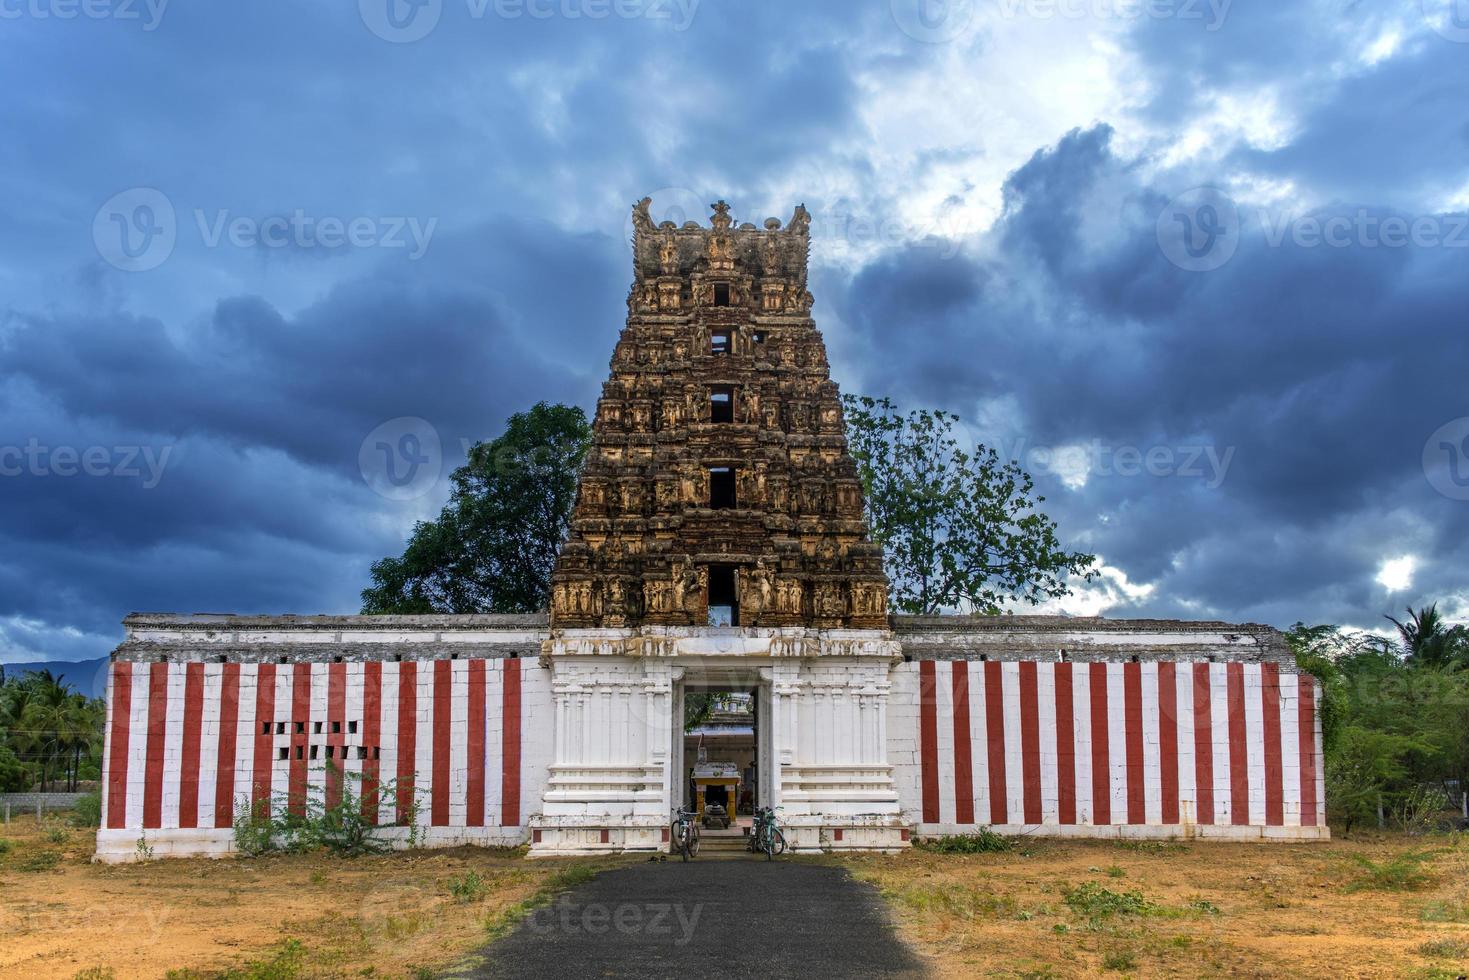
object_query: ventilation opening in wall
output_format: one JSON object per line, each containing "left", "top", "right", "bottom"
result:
{"left": 278, "top": 747, "right": 288, "bottom": 761}
{"left": 309, "top": 745, "right": 319, "bottom": 761}
{"left": 275, "top": 722, "right": 286, "bottom": 735}
{"left": 707, "top": 564, "right": 738, "bottom": 627}
{"left": 331, "top": 721, "right": 341, "bottom": 734}
{"left": 713, "top": 282, "right": 730, "bottom": 306}
{"left": 313, "top": 722, "right": 323, "bottom": 735}
{"left": 357, "top": 746, "right": 368, "bottom": 760}
{"left": 710, "top": 385, "right": 734, "bottom": 423}
{"left": 709, "top": 467, "right": 736, "bottom": 509}
{"left": 348, "top": 720, "right": 358, "bottom": 735}
{"left": 295, "top": 721, "right": 306, "bottom": 735}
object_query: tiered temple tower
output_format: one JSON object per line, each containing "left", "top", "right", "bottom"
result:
{"left": 549, "top": 198, "right": 890, "bottom": 631}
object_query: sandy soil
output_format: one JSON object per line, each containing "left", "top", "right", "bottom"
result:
{"left": 835, "top": 834, "right": 1469, "bottom": 978}
{"left": 0, "top": 814, "right": 611, "bottom": 979}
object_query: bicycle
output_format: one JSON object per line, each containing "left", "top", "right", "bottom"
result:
{"left": 747, "top": 806, "right": 786, "bottom": 861}
{"left": 671, "top": 807, "right": 700, "bottom": 862}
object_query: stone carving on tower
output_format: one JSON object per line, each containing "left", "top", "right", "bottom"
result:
{"left": 550, "top": 198, "right": 890, "bottom": 630}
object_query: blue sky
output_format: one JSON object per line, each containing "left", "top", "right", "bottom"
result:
{"left": 3, "top": 0, "right": 1468, "bottom": 664}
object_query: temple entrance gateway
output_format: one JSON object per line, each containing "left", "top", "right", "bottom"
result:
{"left": 526, "top": 628, "right": 907, "bottom": 855}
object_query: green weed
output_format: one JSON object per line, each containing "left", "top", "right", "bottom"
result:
{"left": 1342, "top": 850, "right": 1438, "bottom": 892}
{"left": 915, "top": 828, "right": 1014, "bottom": 854}
{"left": 1062, "top": 882, "right": 1156, "bottom": 929}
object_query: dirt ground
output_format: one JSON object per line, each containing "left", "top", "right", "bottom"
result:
{"left": 835, "top": 834, "right": 1469, "bottom": 978}
{"left": 0, "top": 814, "right": 615, "bottom": 979}
{"left": 1, "top": 814, "right": 1466, "bottom": 978}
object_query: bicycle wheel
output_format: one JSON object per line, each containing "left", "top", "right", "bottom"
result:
{"left": 764, "top": 828, "right": 775, "bottom": 860}
{"left": 688, "top": 826, "right": 700, "bottom": 858}
{"left": 772, "top": 828, "right": 786, "bottom": 855}
{"left": 671, "top": 820, "right": 686, "bottom": 861}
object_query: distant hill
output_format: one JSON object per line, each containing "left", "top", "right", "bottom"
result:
{"left": 0, "top": 658, "right": 110, "bottom": 698}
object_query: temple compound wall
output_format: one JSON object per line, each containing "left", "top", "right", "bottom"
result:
{"left": 96, "top": 613, "right": 1324, "bottom": 862}
{"left": 96, "top": 198, "right": 1325, "bottom": 860}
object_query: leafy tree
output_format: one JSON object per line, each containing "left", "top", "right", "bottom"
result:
{"left": 362, "top": 402, "right": 590, "bottom": 614}
{"left": 1385, "top": 604, "right": 1469, "bottom": 668}
{"left": 1286, "top": 618, "right": 1469, "bottom": 833}
{"left": 842, "top": 395, "right": 1095, "bottom": 615}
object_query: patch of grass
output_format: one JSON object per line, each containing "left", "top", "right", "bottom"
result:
{"left": 1062, "top": 882, "right": 1156, "bottom": 929}
{"left": 915, "top": 828, "right": 1014, "bottom": 853}
{"left": 1113, "top": 839, "right": 1189, "bottom": 855}
{"left": 17, "top": 849, "right": 62, "bottom": 872}
{"left": 0, "top": 837, "right": 12, "bottom": 855}
{"left": 167, "top": 939, "right": 306, "bottom": 980}
{"left": 447, "top": 870, "right": 488, "bottom": 904}
{"left": 381, "top": 914, "right": 427, "bottom": 942}
{"left": 1342, "top": 850, "right": 1438, "bottom": 893}
{"left": 885, "top": 883, "right": 1022, "bottom": 919}
{"left": 73, "top": 969, "right": 115, "bottom": 980}
{"left": 548, "top": 864, "right": 598, "bottom": 890}
{"left": 482, "top": 863, "right": 600, "bottom": 943}
{"left": 1101, "top": 948, "right": 1138, "bottom": 971}
{"left": 225, "top": 938, "right": 306, "bottom": 980}
{"left": 1105, "top": 865, "right": 1125, "bottom": 878}
{"left": 1418, "top": 938, "right": 1469, "bottom": 959}
{"left": 1419, "top": 898, "right": 1469, "bottom": 923}
{"left": 1187, "top": 898, "right": 1221, "bottom": 916}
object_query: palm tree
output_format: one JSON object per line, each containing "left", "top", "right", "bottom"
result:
{"left": 0, "top": 669, "right": 108, "bottom": 791}
{"left": 1386, "top": 604, "right": 1469, "bottom": 668}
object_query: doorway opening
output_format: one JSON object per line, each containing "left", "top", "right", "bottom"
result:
{"left": 679, "top": 679, "right": 763, "bottom": 837}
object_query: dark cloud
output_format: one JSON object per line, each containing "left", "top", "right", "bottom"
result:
{"left": 2, "top": 2, "right": 1466, "bottom": 663}
{"left": 839, "top": 112, "right": 1469, "bottom": 631}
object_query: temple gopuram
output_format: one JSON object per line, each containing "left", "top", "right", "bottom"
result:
{"left": 550, "top": 198, "right": 888, "bottom": 631}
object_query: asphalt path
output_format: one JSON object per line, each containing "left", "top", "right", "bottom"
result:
{"left": 463, "top": 859, "right": 927, "bottom": 979}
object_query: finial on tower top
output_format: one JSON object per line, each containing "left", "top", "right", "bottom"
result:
{"left": 710, "top": 200, "right": 733, "bottom": 231}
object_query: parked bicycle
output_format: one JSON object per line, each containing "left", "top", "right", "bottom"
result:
{"left": 671, "top": 807, "right": 700, "bottom": 861}
{"left": 747, "top": 805, "right": 786, "bottom": 860}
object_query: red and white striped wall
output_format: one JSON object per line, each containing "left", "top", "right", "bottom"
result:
{"left": 892, "top": 660, "right": 1326, "bottom": 839}
{"left": 97, "top": 657, "right": 550, "bottom": 861}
